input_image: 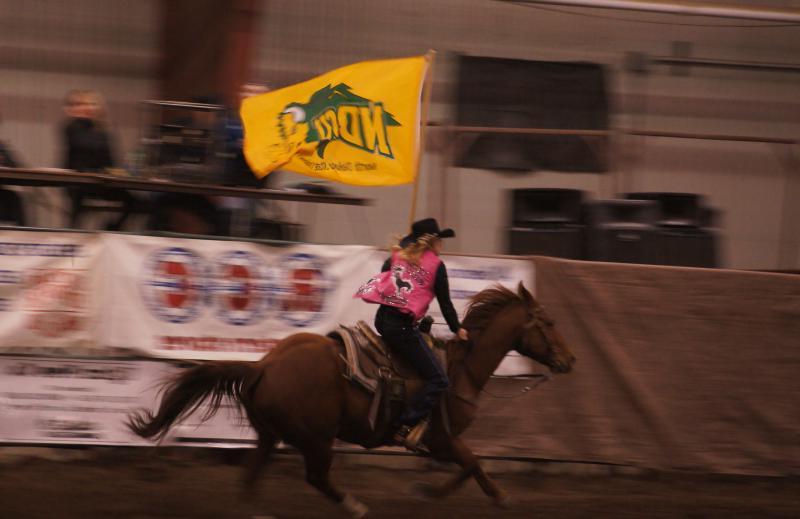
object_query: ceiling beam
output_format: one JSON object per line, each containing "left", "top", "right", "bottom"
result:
{"left": 506, "top": 0, "right": 800, "bottom": 23}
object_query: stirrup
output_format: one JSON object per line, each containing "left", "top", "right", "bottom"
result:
{"left": 392, "top": 425, "right": 411, "bottom": 446}
{"left": 394, "top": 420, "right": 429, "bottom": 452}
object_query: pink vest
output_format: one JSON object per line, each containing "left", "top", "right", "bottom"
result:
{"left": 356, "top": 250, "right": 441, "bottom": 321}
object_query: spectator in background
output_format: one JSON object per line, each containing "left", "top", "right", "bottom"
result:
{"left": 62, "top": 89, "right": 136, "bottom": 231}
{"left": 144, "top": 94, "right": 224, "bottom": 236}
{"left": 0, "top": 112, "right": 21, "bottom": 169}
{"left": 0, "top": 111, "right": 26, "bottom": 225}
{"left": 217, "top": 83, "right": 276, "bottom": 237}
{"left": 222, "top": 83, "right": 270, "bottom": 188}
{"left": 146, "top": 192, "right": 222, "bottom": 236}
{"left": 144, "top": 85, "right": 272, "bottom": 236}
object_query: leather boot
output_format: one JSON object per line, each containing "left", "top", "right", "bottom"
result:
{"left": 393, "top": 420, "right": 429, "bottom": 452}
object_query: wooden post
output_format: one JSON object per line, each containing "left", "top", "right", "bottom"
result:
{"left": 160, "top": 0, "right": 261, "bottom": 104}
{"left": 408, "top": 50, "right": 436, "bottom": 226}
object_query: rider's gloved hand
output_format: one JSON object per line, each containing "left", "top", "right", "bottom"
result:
{"left": 419, "top": 315, "right": 434, "bottom": 334}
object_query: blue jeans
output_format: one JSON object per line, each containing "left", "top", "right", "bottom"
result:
{"left": 375, "top": 305, "right": 449, "bottom": 427}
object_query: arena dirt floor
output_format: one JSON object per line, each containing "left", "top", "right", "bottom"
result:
{"left": 1, "top": 447, "right": 798, "bottom": 519}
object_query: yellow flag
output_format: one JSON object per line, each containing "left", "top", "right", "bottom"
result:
{"left": 241, "top": 55, "right": 429, "bottom": 186}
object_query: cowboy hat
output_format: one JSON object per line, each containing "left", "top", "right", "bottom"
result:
{"left": 400, "top": 218, "right": 455, "bottom": 247}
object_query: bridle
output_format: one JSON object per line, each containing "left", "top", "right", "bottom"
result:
{"left": 520, "top": 309, "right": 558, "bottom": 365}
{"left": 449, "top": 309, "right": 555, "bottom": 407}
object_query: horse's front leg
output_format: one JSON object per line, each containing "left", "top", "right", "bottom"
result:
{"left": 425, "top": 437, "right": 508, "bottom": 506}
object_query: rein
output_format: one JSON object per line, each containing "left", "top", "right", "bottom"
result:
{"left": 481, "top": 312, "right": 556, "bottom": 398}
{"left": 441, "top": 297, "right": 561, "bottom": 434}
{"left": 480, "top": 373, "right": 551, "bottom": 399}
{"left": 448, "top": 350, "right": 551, "bottom": 408}
{"left": 443, "top": 368, "right": 550, "bottom": 438}
{"left": 448, "top": 311, "right": 556, "bottom": 406}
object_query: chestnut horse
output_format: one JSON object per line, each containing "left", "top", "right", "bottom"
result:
{"left": 128, "top": 283, "right": 575, "bottom": 517}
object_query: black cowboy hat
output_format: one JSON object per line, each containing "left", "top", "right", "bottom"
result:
{"left": 400, "top": 218, "right": 455, "bottom": 247}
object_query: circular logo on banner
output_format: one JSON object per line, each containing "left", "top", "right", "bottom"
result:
{"left": 271, "top": 253, "right": 333, "bottom": 328}
{"left": 211, "top": 250, "right": 271, "bottom": 326}
{"left": 141, "top": 247, "right": 207, "bottom": 324}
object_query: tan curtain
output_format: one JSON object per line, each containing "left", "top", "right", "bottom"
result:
{"left": 463, "top": 256, "right": 800, "bottom": 476}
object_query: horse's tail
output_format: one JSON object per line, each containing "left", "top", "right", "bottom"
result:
{"left": 128, "top": 361, "right": 260, "bottom": 442}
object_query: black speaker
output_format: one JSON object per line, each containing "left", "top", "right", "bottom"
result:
{"left": 459, "top": 133, "right": 536, "bottom": 171}
{"left": 507, "top": 225, "right": 584, "bottom": 259}
{"left": 456, "top": 56, "right": 609, "bottom": 172}
{"left": 623, "top": 192, "right": 719, "bottom": 267}
{"left": 624, "top": 192, "right": 705, "bottom": 227}
{"left": 584, "top": 199, "right": 658, "bottom": 226}
{"left": 699, "top": 206, "right": 718, "bottom": 228}
{"left": 584, "top": 200, "right": 658, "bottom": 264}
{"left": 457, "top": 110, "right": 536, "bottom": 171}
{"left": 511, "top": 188, "right": 584, "bottom": 225}
{"left": 655, "top": 228, "right": 718, "bottom": 268}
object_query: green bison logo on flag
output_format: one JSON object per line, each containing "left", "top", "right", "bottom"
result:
{"left": 277, "top": 83, "right": 400, "bottom": 159}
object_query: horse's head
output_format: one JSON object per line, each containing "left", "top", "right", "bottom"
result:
{"left": 514, "top": 283, "right": 576, "bottom": 374}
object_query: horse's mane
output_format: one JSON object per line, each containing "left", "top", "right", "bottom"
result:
{"left": 461, "top": 284, "right": 526, "bottom": 332}
{"left": 442, "top": 284, "right": 529, "bottom": 372}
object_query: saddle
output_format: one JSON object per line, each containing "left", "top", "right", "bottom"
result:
{"left": 328, "top": 320, "right": 446, "bottom": 441}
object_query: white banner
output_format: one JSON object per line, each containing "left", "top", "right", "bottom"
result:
{"left": 0, "top": 232, "right": 105, "bottom": 350}
{"left": 438, "top": 255, "right": 537, "bottom": 376}
{"left": 100, "top": 235, "right": 535, "bottom": 363}
{"left": 100, "top": 234, "right": 381, "bottom": 360}
{"left": 0, "top": 355, "right": 255, "bottom": 446}
{"left": 0, "top": 231, "right": 534, "bottom": 367}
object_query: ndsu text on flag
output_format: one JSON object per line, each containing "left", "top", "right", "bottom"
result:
{"left": 240, "top": 55, "right": 429, "bottom": 186}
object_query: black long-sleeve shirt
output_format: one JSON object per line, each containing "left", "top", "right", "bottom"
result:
{"left": 62, "top": 117, "right": 115, "bottom": 172}
{"left": 381, "top": 257, "right": 461, "bottom": 333}
{"left": 0, "top": 141, "right": 20, "bottom": 168}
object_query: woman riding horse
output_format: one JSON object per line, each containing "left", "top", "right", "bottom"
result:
{"left": 356, "top": 218, "right": 469, "bottom": 450}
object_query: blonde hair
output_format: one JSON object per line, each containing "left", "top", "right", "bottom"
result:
{"left": 64, "top": 89, "right": 108, "bottom": 123}
{"left": 392, "top": 233, "right": 440, "bottom": 265}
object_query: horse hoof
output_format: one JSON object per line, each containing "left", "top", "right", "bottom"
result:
{"left": 342, "top": 494, "right": 369, "bottom": 518}
{"left": 493, "top": 492, "right": 512, "bottom": 509}
{"left": 409, "top": 480, "right": 438, "bottom": 500}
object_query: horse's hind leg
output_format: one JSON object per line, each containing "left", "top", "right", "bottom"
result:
{"left": 300, "top": 440, "right": 368, "bottom": 518}
{"left": 242, "top": 429, "right": 278, "bottom": 499}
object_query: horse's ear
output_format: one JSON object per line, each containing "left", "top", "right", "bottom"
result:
{"left": 517, "top": 282, "right": 536, "bottom": 307}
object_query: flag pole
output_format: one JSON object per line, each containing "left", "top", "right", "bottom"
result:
{"left": 408, "top": 50, "right": 436, "bottom": 226}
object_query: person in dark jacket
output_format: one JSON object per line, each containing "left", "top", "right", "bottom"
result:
{"left": 221, "top": 83, "right": 270, "bottom": 188}
{"left": 356, "top": 218, "right": 468, "bottom": 450}
{"left": 0, "top": 129, "right": 21, "bottom": 169}
{"left": 62, "top": 90, "right": 135, "bottom": 231}
{"left": 0, "top": 111, "right": 26, "bottom": 225}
